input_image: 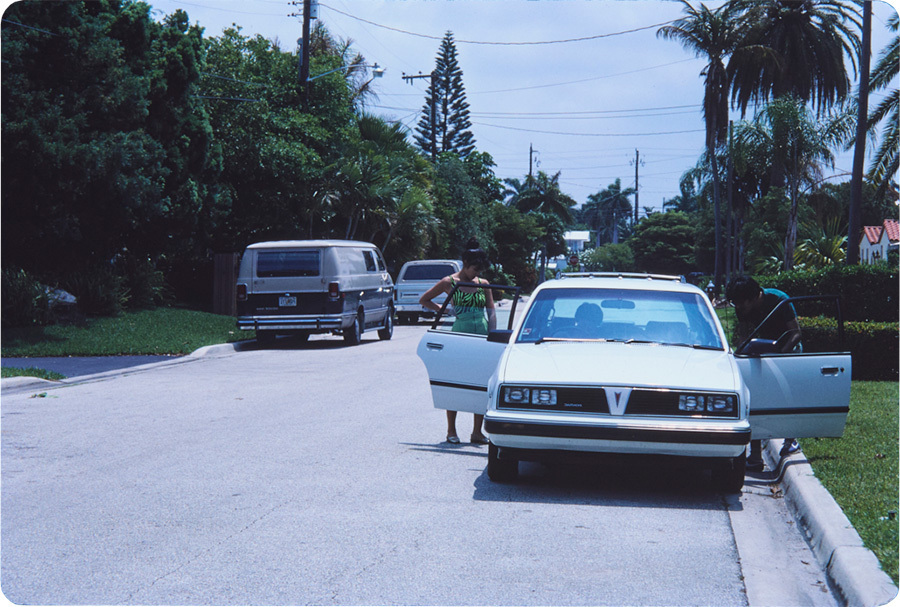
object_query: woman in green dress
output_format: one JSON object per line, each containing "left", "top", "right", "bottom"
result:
{"left": 419, "top": 239, "right": 496, "bottom": 444}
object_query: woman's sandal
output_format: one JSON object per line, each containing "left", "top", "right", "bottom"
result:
{"left": 470, "top": 434, "right": 489, "bottom": 445}
{"left": 446, "top": 435, "right": 461, "bottom": 444}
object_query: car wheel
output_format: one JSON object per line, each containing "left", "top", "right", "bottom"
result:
{"left": 487, "top": 441, "right": 518, "bottom": 482}
{"left": 712, "top": 451, "right": 746, "bottom": 493}
{"left": 343, "top": 312, "right": 362, "bottom": 345}
{"left": 378, "top": 307, "right": 394, "bottom": 340}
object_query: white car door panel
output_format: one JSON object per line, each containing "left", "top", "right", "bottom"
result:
{"left": 417, "top": 331, "right": 507, "bottom": 414}
{"left": 737, "top": 353, "right": 851, "bottom": 439}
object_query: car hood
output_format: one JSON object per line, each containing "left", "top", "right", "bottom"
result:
{"left": 498, "top": 341, "right": 737, "bottom": 392}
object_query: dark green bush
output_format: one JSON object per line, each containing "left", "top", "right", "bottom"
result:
{"left": 117, "top": 256, "right": 170, "bottom": 309}
{"left": 63, "top": 266, "right": 129, "bottom": 317}
{"left": 1, "top": 269, "right": 54, "bottom": 327}
{"left": 759, "top": 265, "right": 898, "bottom": 322}
{"left": 801, "top": 316, "right": 899, "bottom": 381}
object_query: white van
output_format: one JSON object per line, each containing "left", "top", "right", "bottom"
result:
{"left": 393, "top": 259, "right": 462, "bottom": 324}
{"left": 236, "top": 240, "right": 394, "bottom": 345}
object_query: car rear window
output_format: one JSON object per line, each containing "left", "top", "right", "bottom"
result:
{"left": 257, "top": 250, "right": 320, "bottom": 277}
{"left": 401, "top": 264, "right": 457, "bottom": 281}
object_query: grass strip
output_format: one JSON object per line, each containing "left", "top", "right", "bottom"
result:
{"left": 2, "top": 308, "right": 249, "bottom": 356}
{"left": 1, "top": 367, "right": 66, "bottom": 381}
{"left": 801, "top": 381, "right": 899, "bottom": 584}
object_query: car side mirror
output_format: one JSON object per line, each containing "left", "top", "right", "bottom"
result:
{"left": 737, "top": 338, "right": 778, "bottom": 356}
{"left": 487, "top": 329, "right": 512, "bottom": 344}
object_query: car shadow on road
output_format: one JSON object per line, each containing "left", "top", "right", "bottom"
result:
{"left": 241, "top": 335, "right": 384, "bottom": 351}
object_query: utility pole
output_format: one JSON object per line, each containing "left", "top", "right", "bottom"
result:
{"left": 292, "top": 0, "right": 314, "bottom": 107}
{"left": 631, "top": 149, "right": 644, "bottom": 225}
{"left": 528, "top": 143, "right": 539, "bottom": 183}
{"left": 402, "top": 71, "right": 438, "bottom": 162}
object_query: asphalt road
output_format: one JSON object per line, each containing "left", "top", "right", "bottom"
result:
{"left": 1, "top": 326, "right": 838, "bottom": 605}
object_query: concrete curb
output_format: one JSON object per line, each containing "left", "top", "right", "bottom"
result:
{"left": 765, "top": 439, "right": 898, "bottom": 607}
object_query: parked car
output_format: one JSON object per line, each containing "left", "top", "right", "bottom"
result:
{"left": 417, "top": 273, "right": 851, "bottom": 491}
{"left": 394, "top": 259, "right": 462, "bottom": 324}
{"left": 236, "top": 240, "right": 394, "bottom": 345}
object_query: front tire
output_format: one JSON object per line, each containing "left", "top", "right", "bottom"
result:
{"left": 487, "top": 441, "right": 518, "bottom": 482}
{"left": 712, "top": 451, "right": 746, "bottom": 493}
{"left": 378, "top": 307, "right": 394, "bottom": 340}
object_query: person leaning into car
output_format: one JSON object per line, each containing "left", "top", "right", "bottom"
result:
{"left": 726, "top": 275, "right": 802, "bottom": 472}
{"left": 419, "top": 238, "right": 496, "bottom": 445}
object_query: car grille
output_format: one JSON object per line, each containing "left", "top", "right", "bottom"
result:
{"left": 498, "top": 386, "right": 738, "bottom": 418}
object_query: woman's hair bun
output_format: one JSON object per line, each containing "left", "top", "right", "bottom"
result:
{"left": 465, "top": 237, "right": 480, "bottom": 250}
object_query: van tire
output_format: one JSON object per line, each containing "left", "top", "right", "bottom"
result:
{"left": 378, "top": 307, "right": 394, "bottom": 340}
{"left": 343, "top": 312, "right": 363, "bottom": 345}
{"left": 257, "top": 330, "right": 276, "bottom": 344}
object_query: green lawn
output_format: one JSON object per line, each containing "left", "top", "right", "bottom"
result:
{"left": 802, "top": 381, "right": 899, "bottom": 584}
{"left": 2, "top": 307, "right": 250, "bottom": 357}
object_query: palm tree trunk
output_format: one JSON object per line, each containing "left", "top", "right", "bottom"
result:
{"left": 710, "top": 149, "right": 723, "bottom": 293}
{"left": 848, "top": 2, "right": 872, "bottom": 265}
{"left": 784, "top": 142, "right": 800, "bottom": 270}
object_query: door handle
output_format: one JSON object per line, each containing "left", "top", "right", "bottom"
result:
{"left": 820, "top": 366, "right": 841, "bottom": 376}
{"left": 426, "top": 342, "right": 444, "bottom": 351}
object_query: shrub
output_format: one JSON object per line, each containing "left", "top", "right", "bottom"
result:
{"left": 1, "top": 269, "right": 54, "bottom": 327}
{"left": 63, "top": 266, "right": 130, "bottom": 317}
{"left": 117, "top": 256, "right": 170, "bottom": 309}
{"left": 759, "top": 264, "right": 898, "bottom": 322}
{"left": 801, "top": 316, "right": 899, "bottom": 381}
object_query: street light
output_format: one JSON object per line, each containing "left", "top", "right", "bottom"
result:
{"left": 308, "top": 63, "right": 384, "bottom": 82}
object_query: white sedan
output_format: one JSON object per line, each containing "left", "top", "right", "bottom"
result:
{"left": 417, "top": 273, "right": 851, "bottom": 491}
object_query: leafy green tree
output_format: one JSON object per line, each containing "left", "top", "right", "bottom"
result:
{"left": 487, "top": 203, "right": 542, "bottom": 290}
{"left": 582, "top": 243, "right": 636, "bottom": 272}
{"left": 628, "top": 212, "right": 697, "bottom": 275}
{"left": 414, "top": 31, "right": 476, "bottom": 159}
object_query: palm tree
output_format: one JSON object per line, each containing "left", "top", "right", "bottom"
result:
{"left": 867, "top": 13, "right": 898, "bottom": 194}
{"left": 584, "top": 179, "right": 635, "bottom": 245}
{"left": 505, "top": 171, "right": 575, "bottom": 223}
{"left": 734, "top": 96, "right": 854, "bottom": 269}
{"left": 658, "top": 1, "right": 745, "bottom": 292}
{"left": 727, "top": 0, "right": 861, "bottom": 116}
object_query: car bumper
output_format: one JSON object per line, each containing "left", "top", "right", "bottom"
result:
{"left": 395, "top": 303, "right": 436, "bottom": 315}
{"left": 237, "top": 314, "right": 349, "bottom": 332}
{"left": 484, "top": 415, "right": 750, "bottom": 459}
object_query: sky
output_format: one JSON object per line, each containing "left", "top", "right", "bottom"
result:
{"left": 148, "top": 0, "right": 899, "bottom": 212}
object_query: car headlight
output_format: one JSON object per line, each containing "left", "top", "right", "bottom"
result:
{"left": 502, "top": 387, "right": 558, "bottom": 406}
{"left": 678, "top": 393, "right": 734, "bottom": 414}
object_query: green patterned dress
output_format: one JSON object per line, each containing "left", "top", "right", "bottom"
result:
{"left": 450, "top": 278, "right": 489, "bottom": 335}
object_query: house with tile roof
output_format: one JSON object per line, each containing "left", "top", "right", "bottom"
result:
{"left": 859, "top": 219, "right": 899, "bottom": 264}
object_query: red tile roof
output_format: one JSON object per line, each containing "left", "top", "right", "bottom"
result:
{"left": 863, "top": 225, "right": 882, "bottom": 244}
{"left": 884, "top": 219, "right": 899, "bottom": 243}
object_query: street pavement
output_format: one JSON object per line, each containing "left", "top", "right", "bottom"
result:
{"left": 1, "top": 327, "right": 896, "bottom": 606}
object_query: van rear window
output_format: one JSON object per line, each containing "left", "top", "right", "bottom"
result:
{"left": 402, "top": 264, "right": 457, "bottom": 281}
{"left": 257, "top": 250, "right": 319, "bottom": 277}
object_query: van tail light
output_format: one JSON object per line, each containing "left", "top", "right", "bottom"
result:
{"left": 328, "top": 282, "right": 343, "bottom": 301}
{"left": 236, "top": 283, "right": 248, "bottom": 302}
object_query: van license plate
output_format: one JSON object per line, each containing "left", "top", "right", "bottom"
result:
{"left": 279, "top": 296, "right": 297, "bottom": 307}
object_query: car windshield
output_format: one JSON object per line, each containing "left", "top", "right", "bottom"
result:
{"left": 516, "top": 287, "right": 723, "bottom": 349}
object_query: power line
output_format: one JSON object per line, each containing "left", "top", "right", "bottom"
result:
{"left": 473, "top": 121, "right": 705, "bottom": 138}
{"left": 320, "top": 3, "right": 675, "bottom": 45}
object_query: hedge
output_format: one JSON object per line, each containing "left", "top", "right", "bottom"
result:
{"left": 801, "top": 316, "right": 899, "bottom": 381}
{"left": 758, "top": 264, "right": 898, "bottom": 323}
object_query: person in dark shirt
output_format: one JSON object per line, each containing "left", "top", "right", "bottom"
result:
{"left": 726, "top": 276, "right": 802, "bottom": 471}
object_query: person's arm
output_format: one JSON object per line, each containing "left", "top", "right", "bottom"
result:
{"left": 776, "top": 317, "right": 802, "bottom": 352}
{"left": 419, "top": 278, "right": 450, "bottom": 314}
{"left": 483, "top": 280, "right": 497, "bottom": 331}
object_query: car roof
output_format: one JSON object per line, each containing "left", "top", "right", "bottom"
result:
{"left": 246, "top": 240, "right": 376, "bottom": 250}
{"left": 400, "top": 259, "right": 460, "bottom": 267}
{"left": 536, "top": 273, "right": 703, "bottom": 295}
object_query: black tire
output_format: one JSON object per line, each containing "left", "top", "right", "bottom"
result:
{"left": 487, "top": 441, "right": 518, "bottom": 482}
{"left": 712, "top": 451, "right": 746, "bottom": 493}
{"left": 343, "top": 312, "right": 362, "bottom": 345}
{"left": 378, "top": 307, "right": 394, "bottom": 340}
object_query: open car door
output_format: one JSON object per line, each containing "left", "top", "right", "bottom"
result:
{"left": 416, "top": 283, "right": 521, "bottom": 414}
{"left": 733, "top": 296, "right": 851, "bottom": 440}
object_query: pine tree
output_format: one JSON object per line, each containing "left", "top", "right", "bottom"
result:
{"left": 414, "top": 31, "right": 476, "bottom": 159}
